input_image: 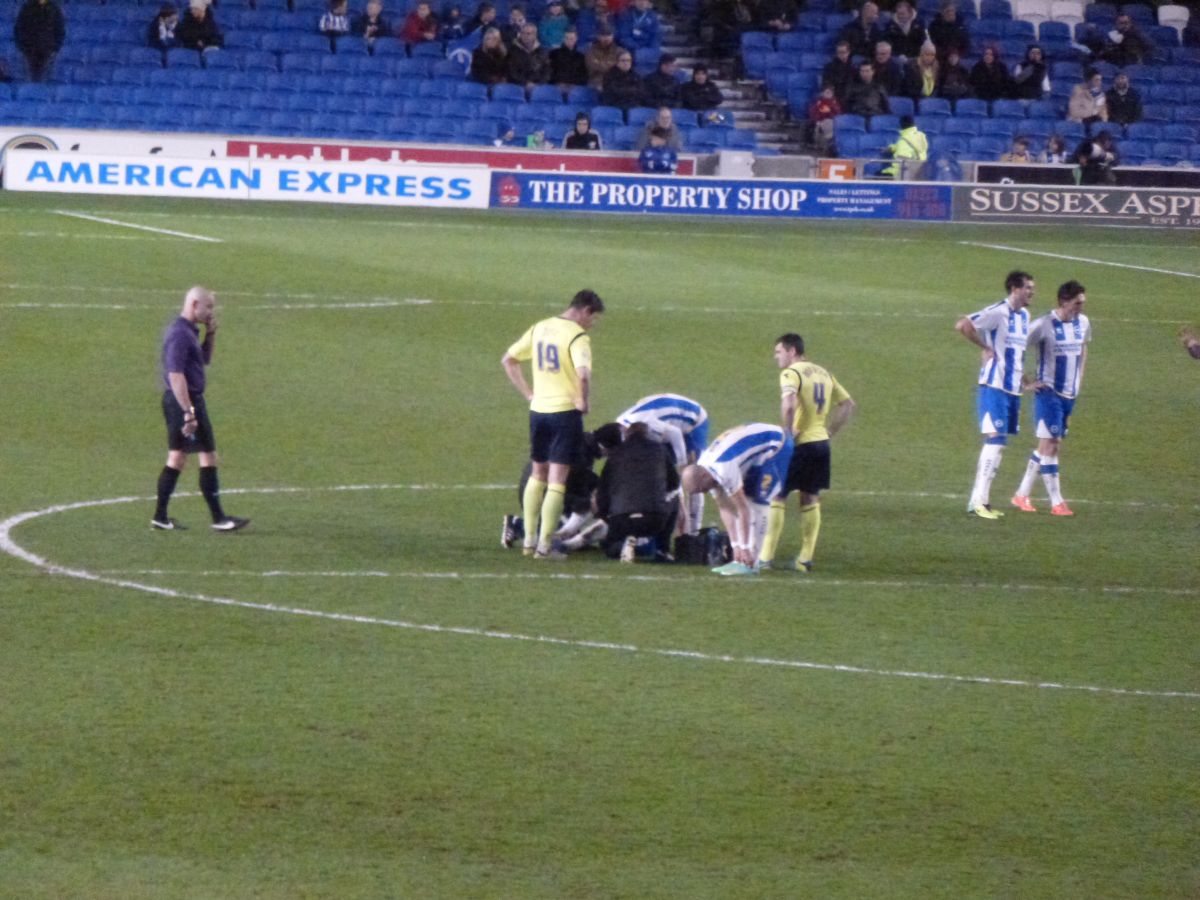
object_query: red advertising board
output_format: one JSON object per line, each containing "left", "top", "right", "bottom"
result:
{"left": 226, "top": 139, "right": 696, "bottom": 176}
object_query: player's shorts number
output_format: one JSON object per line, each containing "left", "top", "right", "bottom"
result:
{"left": 536, "top": 341, "right": 560, "bottom": 372}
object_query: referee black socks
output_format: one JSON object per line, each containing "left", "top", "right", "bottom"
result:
{"left": 199, "top": 466, "right": 226, "bottom": 523}
{"left": 155, "top": 466, "right": 181, "bottom": 521}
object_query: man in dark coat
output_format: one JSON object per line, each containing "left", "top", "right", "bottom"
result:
{"left": 14, "top": 0, "right": 65, "bottom": 82}
{"left": 594, "top": 423, "right": 680, "bottom": 561}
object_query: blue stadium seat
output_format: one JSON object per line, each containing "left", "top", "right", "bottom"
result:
{"left": 1027, "top": 99, "right": 1058, "bottom": 119}
{"left": 1039, "top": 21, "right": 1071, "bottom": 42}
{"left": 955, "top": 98, "right": 989, "bottom": 117}
{"left": 590, "top": 105, "right": 625, "bottom": 126}
{"left": 968, "top": 135, "right": 1008, "bottom": 157}
{"left": 612, "top": 125, "right": 641, "bottom": 149}
{"left": 628, "top": 107, "right": 657, "bottom": 126}
{"left": 552, "top": 104, "right": 581, "bottom": 123}
{"left": 1054, "top": 120, "right": 1083, "bottom": 140}
{"left": 281, "top": 52, "right": 324, "bottom": 72}
{"left": 943, "top": 117, "right": 981, "bottom": 136}
{"left": 980, "top": 0, "right": 1013, "bottom": 18}
{"left": 981, "top": 118, "right": 1016, "bottom": 137}
{"left": 1163, "top": 123, "right": 1198, "bottom": 142}
{"left": 888, "top": 96, "right": 914, "bottom": 118}
{"left": 777, "top": 31, "right": 817, "bottom": 52}
{"left": 1125, "top": 121, "right": 1163, "bottom": 141}
{"left": 1140, "top": 104, "right": 1172, "bottom": 122}
{"left": 869, "top": 113, "right": 900, "bottom": 132}
{"left": 1151, "top": 140, "right": 1188, "bottom": 161}
{"left": 991, "top": 98, "right": 1026, "bottom": 118}
{"left": 166, "top": 48, "right": 203, "bottom": 68}
{"left": 567, "top": 85, "right": 598, "bottom": 106}
{"left": 917, "top": 96, "right": 951, "bottom": 116}
{"left": 741, "top": 32, "right": 776, "bottom": 53}
{"left": 478, "top": 101, "right": 519, "bottom": 120}
{"left": 913, "top": 114, "right": 944, "bottom": 134}
{"left": 726, "top": 129, "right": 758, "bottom": 149}
{"left": 1085, "top": 3, "right": 1117, "bottom": 24}
{"left": 490, "top": 83, "right": 526, "bottom": 103}
{"left": 410, "top": 41, "right": 445, "bottom": 59}
{"left": 1004, "top": 20, "right": 1036, "bottom": 41}
{"left": 529, "top": 84, "right": 562, "bottom": 104}
{"left": 833, "top": 113, "right": 867, "bottom": 133}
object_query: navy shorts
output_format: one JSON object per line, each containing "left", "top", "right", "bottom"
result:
{"left": 163, "top": 390, "right": 216, "bottom": 453}
{"left": 529, "top": 409, "right": 585, "bottom": 465}
{"left": 784, "top": 439, "right": 832, "bottom": 496}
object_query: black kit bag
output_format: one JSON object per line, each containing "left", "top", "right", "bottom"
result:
{"left": 674, "top": 527, "right": 732, "bottom": 566}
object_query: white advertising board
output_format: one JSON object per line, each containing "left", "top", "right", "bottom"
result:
{"left": 3, "top": 149, "right": 491, "bottom": 209}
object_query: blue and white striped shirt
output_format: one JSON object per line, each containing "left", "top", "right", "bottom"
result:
{"left": 969, "top": 299, "right": 1030, "bottom": 396}
{"left": 617, "top": 393, "right": 709, "bottom": 461}
{"left": 1030, "top": 311, "right": 1091, "bottom": 399}
{"left": 696, "top": 423, "right": 788, "bottom": 497}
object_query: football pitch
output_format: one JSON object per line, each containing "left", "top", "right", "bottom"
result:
{"left": 1, "top": 191, "right": 1197, "bottom": 898}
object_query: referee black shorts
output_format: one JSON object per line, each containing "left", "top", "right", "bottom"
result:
{"left": 163, "top": 390, "right": 216, "bottom": 453}
{"left": 784, "top": 439, "right": 831, "bottom": 496}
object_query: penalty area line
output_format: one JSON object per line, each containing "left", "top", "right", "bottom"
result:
{"left": 54, "top": 210, "right": 224, "bottom": 244}
{"left": 958, "top": 241, "right": 1200, "bottom": 280}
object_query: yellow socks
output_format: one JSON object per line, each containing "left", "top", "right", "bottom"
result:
{"left": 522, "top": 478, "right": 547, "bottom": 550}
{"left": 758, "top": 500, "right": 787, "bottom": 563}
{"left": 797, "top": 502, "right": 821, "bottom": 566}
{"left": 539, "top": 484, "right": 566, "bottom": 548}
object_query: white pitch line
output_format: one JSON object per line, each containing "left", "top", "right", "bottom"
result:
{"left": 97, "top": 567, "right": 1200, "bottom": 598}
{"left": 958, "top": 241, "right": 1200, "bottom": 280}
{"left": 1, "top": 486, "right": 1196, "bottom": 701}
{"left": 54, "top": 210, "right": 224, "bottom": 244}
{"left": 2, "top": 230, "right": 177, "bottom": 242}
{"left": 0, "top": 282, "right": 1189, "bottom": 325}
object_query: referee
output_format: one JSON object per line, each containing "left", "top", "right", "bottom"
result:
{"left": 151, "top": 286, "right": 249, "bottom": 532}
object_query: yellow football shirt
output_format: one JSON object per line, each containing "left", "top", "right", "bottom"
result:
{"left": 506, "top": 316, "right": 592, "bottom": 413}
{"left": 780, "top": 362, "right": 851, "bottom": 444}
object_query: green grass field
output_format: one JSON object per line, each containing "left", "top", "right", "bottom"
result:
{"left": 1, "top": 191, "right": 1197, "bottom": 898}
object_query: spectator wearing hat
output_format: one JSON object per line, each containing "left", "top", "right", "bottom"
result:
{"left": 643, "top": 53, "right": 681, "bottom": 107}
{"left": 639, "top": 126, "right": 678, "bottom": 173}
{"left": 549, "top": 27, "right": 588, "bottom": 91}
{"left": 472, "top": 26, "right": 508, "bottom": 85}
{"left": 680, "top": 63, "right": 723, "bottom": 111}
{"left": 635, "top": 106, "right": 683, "bottom": 150}
{"left": 539, "top": 0, "right": 571, "bottom": 48}
{"left": 14, "top": 0, "right": 65, "bottom": 82}
{"left": 617, "top": 0, "right": 659, "bottom": 51}
{"left": 585, "top": 23, "right": 622, "bottom": 90}
{"left": 176, "top": 0, "right": 223, "bottom": 52}
{"left": 564, "top": 111, "right": 603, "bottom": 149}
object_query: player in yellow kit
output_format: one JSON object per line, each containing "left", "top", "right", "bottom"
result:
{"left": 501, "top": 289, "right": 605, "bottom": 559}
{"left": 758, "top": 332, "right": 855, "bottom": 572}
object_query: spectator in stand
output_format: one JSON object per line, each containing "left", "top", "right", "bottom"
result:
{"left": 1105, "top": 71, "right": 1142, "bottom": 129}
{"left": 837, "top": 0, "right": 882, "bottom": 60}
{"left": 500, "top": 5, "right": 527, "bottom": 45}
{"left": 13, "top": 0, "right": 64, "bottom": 82}
{"left": 970, "top": 44, "right": 1012, "bottom": 102}
{"left": 756, "top": 0, "right": 797, "bottom": 34}
{"left": 176, "top": 0, "right": 223, "bottom": 52}
{"left": 618, "top": 0, "right": 660, "bottom": 51}
{"left": 808, "top": 83, "right": 842, "bottom": 154}
{"left": 147, "top": 4, "right": 179, "bottom": 55}
{"left": 903, "top": 40, "right": 939, "bottom": 101}
{"left": 643, "top": 52, "right": 681, "bottom": 107}
{"left": 440, "top": 6, "right": 466, "bottom": 42}
{"left": 466, "top": 2, "right": 496, "bottom": 35}
{"left": 1012, "top": 44, "right": 1049, "bottom": 100}
{"left": 871, "top": 41, "right": 904, "bottom": 97}
{"left": 549, "top": 27, "right": 588, "bottom": 92}
{"left": 602, "top": 49, "right": 645, "bottom": 108}
{"left": 708, "top": 0, "right": 754, "bottom": 58}
{"left": 680, "top": 63, "right": 723, "bottom": 111}
{"left": 320, "top": 0, "right": 351, "bottom": 52}
{"left": 577, "top": 0, "right": 615, "bottom": 44}
{"left": 508, "top": 21, "right": 551, "bottom": 90}
{"left": 822, "top": 41, "right": 857, "bottom": 105}
{"left": 1075, "top": 130, "right": 1117, "bottom": 184}
{"left": 585, "top": 23, "right": 622, "bottom": 90}
{"left": 928, "top": 0, "right": 969, "bottom": 61}
{"left": 1038, "top": 133, "right": 1067, "bottom": 163}
{"left": 846, "top": 59, "right": 890, "bottom": 116}
{"left": 882, "top": 0, "right": 926, "bottom": 62}
{"left": 494, "top": 119, "right": 519, "bottom": 145}
{"left": 1000, "top": 136, "right": 1033, "bottom": 162}
{"left": 937, "top": 47, "right": 974, "bottom": 105}
{"left": 471, "top": 26, "right": 508, "bottom": 85}
{"left": 353, "top": 0, "right": 391, "bottom": 53}
{"left": 635, "top": 105, "right": 684, "bottom": 150}
{"left": 539, "top": 0, "right": 571, "bottom": 48}
{"left": 400, "top": 0, "right": 438, "bottom": 46}
{"left": 639, "top": 126, "right": 679, "bottom": 173}
{"left": 1068, "top": 68, "right": 1108, "bottom": 134}
{"left": 1101, "top": 14, "right": 1152, "bottom": 67}
{"left": 564, "top": 110, "right": 603, "bottom": 149}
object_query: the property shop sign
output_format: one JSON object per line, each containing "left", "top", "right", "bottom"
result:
{"left": 3, "top": 150, "right": 490, "bottom": 208}
{"left": 956, "top": 185, "right": 1200, "bottom": 228}
{"left": 492, "top": 172, "right": 952, "bottom": 219}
